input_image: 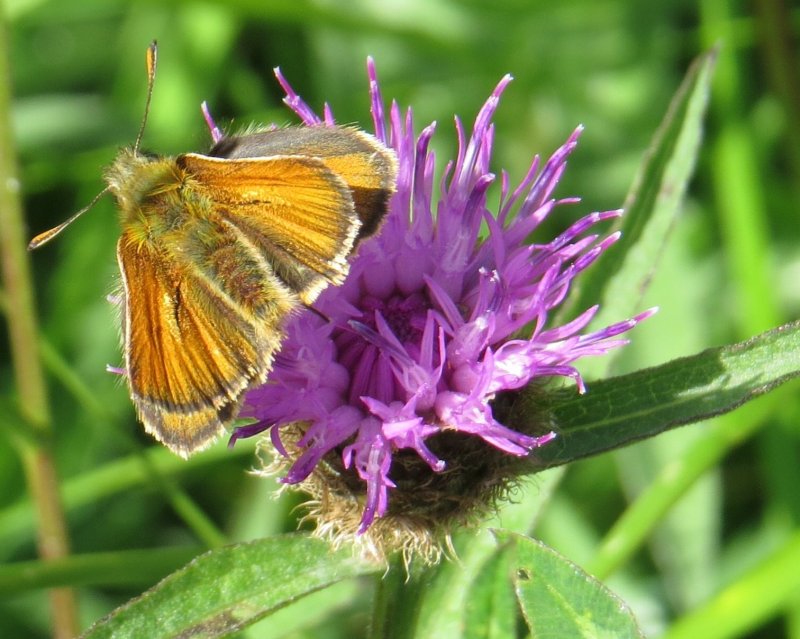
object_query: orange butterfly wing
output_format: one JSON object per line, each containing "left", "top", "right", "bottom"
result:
{"left": 179, "top": 153, "right": 360, "bottom": 304}
{"left": 207, "top": 126, "right": 397, "bottom": 239}
{"left": 114, "top": 145, "right": 387, "bottom": 456}
{"left": 117, "top": 230, "right": 294, "bottom": 457}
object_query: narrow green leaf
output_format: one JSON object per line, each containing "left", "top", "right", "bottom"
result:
{"left": 563, "top": 47, "right": 717, "bottom": 336}
{"left": 663, "top": 530, "right": 800, "bottom": 639}
{"left": 80, "top": 535, "right": 378, "bottom": 639}
{"left": 0, "top": 547, "right": 203, "bottom": 595}
{"left": 505, "top": 533, "right": 644, "bottom": 639}
{"left": 501, "top": 320, "right": 800, "bottom": 468}
{"left": 0, "top": 441, "right": 254, "bottom": 557}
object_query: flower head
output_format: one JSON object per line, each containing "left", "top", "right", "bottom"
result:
{"left": 231, "top": 60, "right": 653, "bottom": 558}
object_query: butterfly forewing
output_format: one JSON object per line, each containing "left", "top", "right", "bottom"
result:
{"left": 179, "top": 153, "right": 360, "bottom": 300}
{"left": 209, "top": 126, "right": 397, "bottom": 242}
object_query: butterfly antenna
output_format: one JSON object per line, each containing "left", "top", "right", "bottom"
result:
{"left": 29, "top": 42, "right": 158, "bottom": 250}
{"left": 28, "top": 187, "right": 111, "bottom": 249}
{"left": 133, "top": 40, "right": 158, "bottom": 155}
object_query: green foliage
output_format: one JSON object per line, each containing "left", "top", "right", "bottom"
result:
{"left": 80, "top": 536, "right": 377, "bottom": 639}
{"left": 2, "top": 1, "right": 800, "bottom": 638}
{"left": 507, "top": 533, "right": 645, "bottom": 639}
{"left": 522, "top": 320, "right": 800, "bottom": 468}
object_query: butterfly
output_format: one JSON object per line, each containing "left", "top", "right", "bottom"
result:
{"left": 29, "top": 42, "right": 397, "bottom": 457}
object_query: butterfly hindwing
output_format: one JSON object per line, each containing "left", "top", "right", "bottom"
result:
{"left": 117, "top": 230, "right": 293, "bottom": 456}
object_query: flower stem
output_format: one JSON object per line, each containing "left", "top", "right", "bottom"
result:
{"left": 0, "top": 13, "right": 79, "bottom": 638}
{"left": 369, "top": 555, "right": 420, "bottom": 639}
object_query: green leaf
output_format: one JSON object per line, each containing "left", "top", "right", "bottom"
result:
{"left": 80, "top": 535, "right": 378, "bottom": 639}
{"left": 505, "top": 533, "right": 645, "bottom": 639}
{"left": 0, "top": 441, "right": 254, "bottom": 559}
{"left": 562, "top": 47, "right": 717, "bottom": 344}
{"left": 245, "top": 579, "right": 361, "bottom": 639}
{"left": 501, "top": 320, "right": 800, "bottom": 468}
{"left": 0, "top": 547, "right": 202, "bottom": 595}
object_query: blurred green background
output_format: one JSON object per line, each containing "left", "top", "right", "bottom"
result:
{"left": 2, "top": 0, "right": 799, "bottom": 637}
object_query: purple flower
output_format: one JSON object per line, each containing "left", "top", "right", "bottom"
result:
{"left": 232, "top": 59, "right": 654, "bottom": 536}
